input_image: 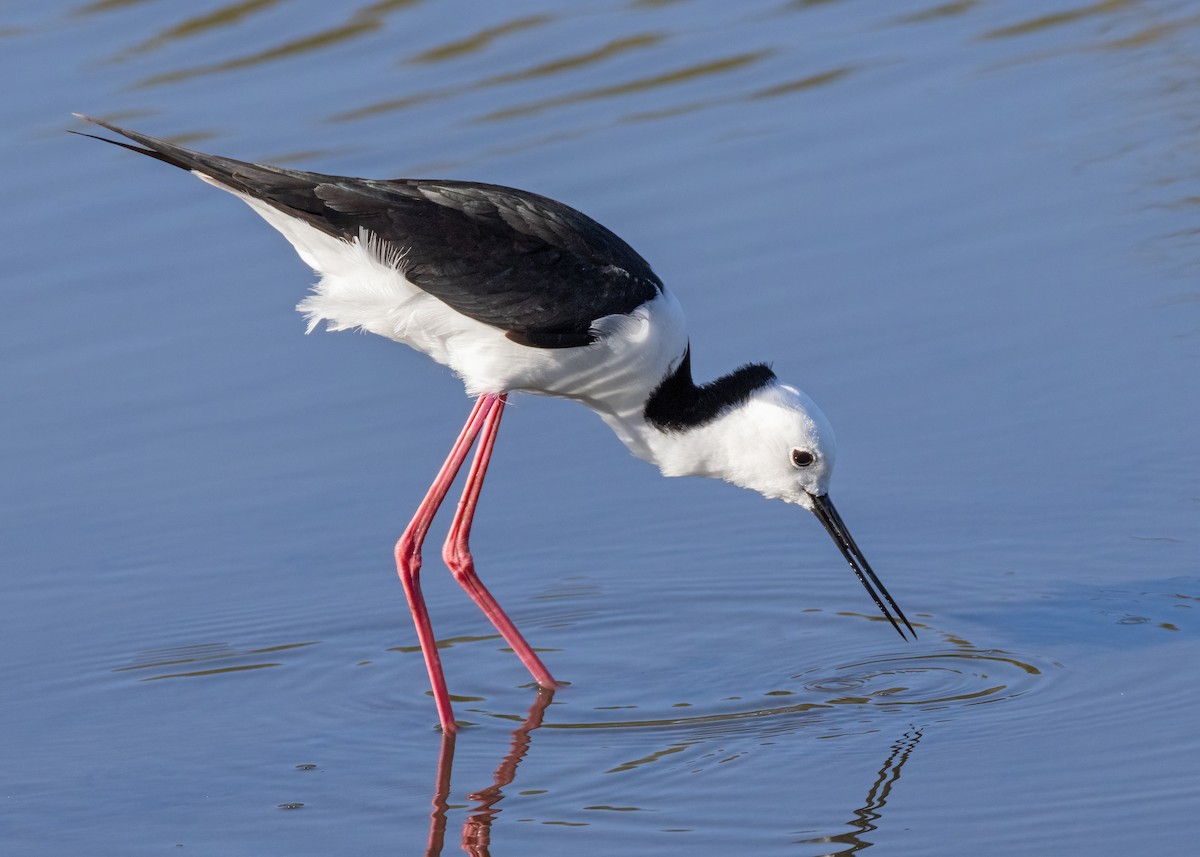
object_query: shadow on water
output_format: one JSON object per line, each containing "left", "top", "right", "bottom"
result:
{"left": 422, "top": 688, "right": 923, "bottom": 856}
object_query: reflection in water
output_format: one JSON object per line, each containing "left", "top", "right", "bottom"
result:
{"left": 404, "top": 622, "right": 1007, "bottom": 853}
{"left": 980, "top": 0, "right": 1133, "bottom": 40}
{"left": 474, "top": 50, "right": 772, "bottom": 123}
{"left": 405, "top": 15, "right": 553, "bottom": 65}
{"left": 424, "top": 688, "right": 554, "bottom": 857}
{"left": 794, "top": 726, "right": 925, "bottom": 855}
{"left": 104, "top": 0, "right": 287, "bottom": 63}
{"left": 893, "top": 1, "right": 982, "bottom": 26}
{"left": 420, "top": 692, "right": 923, "bottom": 856}
{"left": 132, "top": 0, "right": 421, "bottom": 88}
{"left": 624, "top": 64, "right": 856, "bottom": 124}
{"left": 113, "top": 640, "right": 319, "bottom": 681}
{"left": 331, "top": 33, "right": 665, "bottom": 122}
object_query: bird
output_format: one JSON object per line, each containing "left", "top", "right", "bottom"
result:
{"left": 74, "top": 114, "right": 914, "bottom": 734}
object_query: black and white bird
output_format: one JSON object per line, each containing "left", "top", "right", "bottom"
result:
{"left": 76, "top": 115, "right": 913, "bottom": 734}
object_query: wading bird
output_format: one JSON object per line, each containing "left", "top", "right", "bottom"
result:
{"left": 76, "top": 115, "right": 913, "bottom": 733}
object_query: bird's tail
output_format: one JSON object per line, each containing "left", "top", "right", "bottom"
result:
{"left": 69, "top": 114, "right": 329, "bottom": 205}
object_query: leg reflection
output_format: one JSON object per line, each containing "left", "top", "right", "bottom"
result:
{"left": 424, "top": 731, "right": 456, "bottom": 857}
{"left": 424, "top": 687, "right": 555, "bottom": 857}
{"left": 793, "top": 724, "right": 924, "bottom": 854}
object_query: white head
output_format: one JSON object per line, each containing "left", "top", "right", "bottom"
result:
{"left": 652, "top": 380, "right": 914, "bottom": 640}
{"left": 700, "top": 383, "right": 837, "bottom": 508}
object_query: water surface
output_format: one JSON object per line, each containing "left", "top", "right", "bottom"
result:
{"left": 3, "top": 1, "right": 1199, "bottom": 854}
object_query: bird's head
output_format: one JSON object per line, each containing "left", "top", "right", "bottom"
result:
{"left": 698, "top": 383, "right": 915, "bottom": 640}
{"left": 707, "top": 382, "right": 836, "bottom": 506}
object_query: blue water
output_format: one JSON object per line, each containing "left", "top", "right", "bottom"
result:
{"left": 3, "top": 2, "right": 1199, "bottom": 854}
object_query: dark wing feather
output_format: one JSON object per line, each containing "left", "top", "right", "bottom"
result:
{"left": 74, "top": 116, "right": 663, "bottom": 348}
{"left": 312, "top": 178, "right": 662, "bottom": 346}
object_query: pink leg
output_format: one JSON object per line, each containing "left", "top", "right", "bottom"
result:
{"left": 396, "top": 395, "right": 499, "bottom": 734}
{"left": 442, "top": 395, "right": 558, "bottom": 689}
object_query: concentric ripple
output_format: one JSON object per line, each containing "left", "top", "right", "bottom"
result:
{"left": 109, "top": 621, "right": 1060, "bottom": 738}
{"left": 466, "top": 625, "right": 1061, "bottom": 733}
{"left": 795, "top": 640, "right": 1050, "bottom": 711}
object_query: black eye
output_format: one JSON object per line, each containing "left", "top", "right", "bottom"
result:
{"left": 791, "top": 449, "right": 816, "bottom": 468}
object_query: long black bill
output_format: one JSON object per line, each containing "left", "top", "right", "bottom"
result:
{"left": 809, "top": 493, "right": 916, "bottom": 640}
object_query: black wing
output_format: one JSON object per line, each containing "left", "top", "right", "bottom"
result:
{"left": 74, "top": 115, "right": 663, "bottom": 348}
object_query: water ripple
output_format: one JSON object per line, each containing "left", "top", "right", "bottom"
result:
{"left": 462, "top": 626, "right": 1059, "bottom": 734}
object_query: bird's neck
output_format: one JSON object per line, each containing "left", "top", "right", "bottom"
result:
{"left": 595, "top": 346, "right": 778, "bottom": 477}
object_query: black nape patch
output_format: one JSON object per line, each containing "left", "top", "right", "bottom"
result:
{"left": 644, "top": 346, "right": 776, "bottom": 431}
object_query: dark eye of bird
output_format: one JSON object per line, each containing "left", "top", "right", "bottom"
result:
{"left": 791, "top": 449, "right": 815, "bottom": 467}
